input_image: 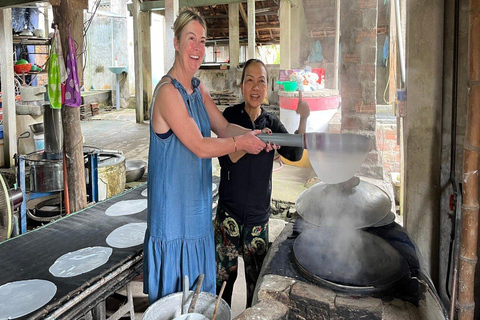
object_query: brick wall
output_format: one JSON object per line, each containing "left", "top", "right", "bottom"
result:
{"left": 340, "top": 0, "right": 383, "bottom": 179}
{"left": 376, "top": 123, "right": 400, "bottom": 174}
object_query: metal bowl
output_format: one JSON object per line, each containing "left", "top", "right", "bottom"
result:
{"left": 143, "top": 291, "right": 231, "bottom": 320}
{"left": 125, "top": 159, "right": 147, "bottom": 182}
{"left": 29, "top": 122, "right": 44, "bottom": 134}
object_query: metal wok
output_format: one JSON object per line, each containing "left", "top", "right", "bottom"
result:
{"left": 257, "top": 132, "right": 371, "bottom": 184}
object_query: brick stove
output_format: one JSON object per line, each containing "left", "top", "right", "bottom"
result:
{"left": 243, "top": 221, "right": 447, "bottom": 320}
{"left": 237, "top": 178, "right": 447, "bottom": 320}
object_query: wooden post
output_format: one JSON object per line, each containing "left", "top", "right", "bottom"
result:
{"left": 228, "top": 3, "right": 239, "bottom": 69}
{"left": 334, "top": 0, "right": 340, "bottom": 91}
{"left": 141, "top": 11, "right": 152, "bottom": 120}
{"left": 279, "top": 0, "right": 291, "bottom": 69}
{"left": 164, "top": 0, "right": 179, "bottom": 72}
{"left": 458, "top": 1, "right": 480, "bottom": 318}
{"left": 52, "top": 0, "right": 87, "bottom": 212}
{"left": 290, "top": 0, "right": 302, "bottom": 68}
{"left": 132, "top": 0, "right": 144, "bottom": 123}
{"left": 247, "top": 0, "right": 255, "bottom": 59}
{"left": 0, "top": 8, "right": 16, "bottom": 168}
{"left": 388, "top": 0, "right": 397, "bottom": 103}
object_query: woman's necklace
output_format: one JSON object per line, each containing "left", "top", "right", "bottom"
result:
{"left": 170, "top": 68, "right": 193, "bottom": 93}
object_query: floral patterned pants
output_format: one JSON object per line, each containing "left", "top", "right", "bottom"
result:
{"left": 214, "top": 207, "right": 269, "bottom": 308}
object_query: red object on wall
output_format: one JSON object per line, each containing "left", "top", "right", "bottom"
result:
{"left": 312, "top": 68, "right": 326, "bottom": 84}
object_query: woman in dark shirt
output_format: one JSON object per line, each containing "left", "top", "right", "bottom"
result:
{"left": 215, "top": 59, "right": 310, "bottom": 307}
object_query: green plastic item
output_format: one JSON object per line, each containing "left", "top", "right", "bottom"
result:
{"left": 15, "top": 59, "right": 29, "bottom": 65}
{"left": 276, "top": 80, "right": 298, "bottom": 92}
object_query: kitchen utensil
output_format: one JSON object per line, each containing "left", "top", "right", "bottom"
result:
{"left": 258, "top": 132, "right": 371, "bottom": 184}
{"left": 212, "top": 281, "right": 227, "bottom": 320}
{"left": 125, "top": 159, "right": 147, "bottom": 182}
{"left": 276, "top": 80, "right": 298, "bottom": 92}
{"left": 29, "top": 122, "right": 44, "bottom": 134}
{"left": 33, "top": 29, "right": 44, "bottom": 37}
{"left": 143, "top": 291, "right": 231, "bottom": 320}
{"left": 188, "top": 274, "right": 204, "bottom": 314}
{"left": 182, "top": 275, "right": 189, "bottom": 315}
{"left": 295, "top": 179, "right": 392, "bottom": 229}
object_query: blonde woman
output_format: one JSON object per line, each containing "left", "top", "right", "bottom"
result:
{"left": 143, "top": 9, "right": 272, "bottom": 304}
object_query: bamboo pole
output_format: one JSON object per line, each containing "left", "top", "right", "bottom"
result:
{"left": 457, "top": 0, "right": 480, "bottom": 318}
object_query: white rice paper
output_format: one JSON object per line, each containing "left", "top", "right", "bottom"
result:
{"left": 49, "top": 246, "right": 113, "bottom": 278}
{"left": 0, "top": 279, "right": 57, "bottom": 318}
{"left": 105, "top": 199, "right": 147, "bottom": 216}
{"left": 106, "top": 223, "right": 147, "bottom": 248}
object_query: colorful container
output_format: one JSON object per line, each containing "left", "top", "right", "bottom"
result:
{"left": 279, "top": 89, "right": 340, "bottom": 167}
{"left": 279, "top": 89, "right": 339, "bottom": 133}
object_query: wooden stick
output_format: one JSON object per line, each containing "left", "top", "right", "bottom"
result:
{"left": 458, "top": 0, "right": 480, "bottom": 318}
{"left": 212, "top": 281, "right": 227, "bottom": 320}
{"left": 188, "top": 274, "right": 204, "bottom": 314}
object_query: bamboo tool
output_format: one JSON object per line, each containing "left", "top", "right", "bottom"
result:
{"left": 187, "top": 274, "right": 205, "bottom": 314}
{"left": 181, "top": 275, "right": 189, "bottom": 315}
{"left": 211, "top": 281, "right": 227, "bottom": 320}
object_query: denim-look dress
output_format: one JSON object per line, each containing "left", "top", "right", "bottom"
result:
{"left": 143, "top": 75, "right": 215, "bottom": 304}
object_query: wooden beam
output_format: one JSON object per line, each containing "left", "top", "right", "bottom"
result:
{"left": 388, "top": 0, "right": 397, "bottom": 103}
{"left": 229, "top": 2, "right": 239, "bottom": 68}
{"left": 164, "top": 0, "right": 179, "bottom": 72}
{"left": 334, "top": 0, "right": 340, "bottom": 90}
{"left": 0, "top": 0, "right": 47, "bottom": 9}
{"left": 247, "top": 0, "right": 255, "bottom": 59}
{"left": 208, "top": 23, "right": 278, "bottom": 32}
{"left": 0, "top": 8, "right": 16, "bottom": 168}
{"left": 138, "top": 0, "right": 262, "bottom": 12}
{"left": 239, "top": 2, "right": 248, "bottom": 27}
{"left": 132, "top": 0, "right": 144, "bottom": 123}
{"left": 141, "top": 11, "right": 152, "bottom": 120}
{"left": 203, "top": 11, "right": 277, "bottom": 19}
{"left": 279, "top": 0, "right": 291, "bottom": 69}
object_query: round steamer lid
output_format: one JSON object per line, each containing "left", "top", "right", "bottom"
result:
{"left": 295, "top": 180, "right": 392, "bottom": 229}
{"left": 293, "top": 227, "right": 408, "bottom": 288}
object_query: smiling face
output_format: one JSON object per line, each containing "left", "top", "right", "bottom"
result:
{"left": 241, "top": 61, "right": 268, "bottom": 111}
{"left": 174, "top": 20, "right": 206, "bottom": 75}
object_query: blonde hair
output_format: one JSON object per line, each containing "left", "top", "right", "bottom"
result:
{"left": 173, "top": 8, "right": 207, "bottom": 39}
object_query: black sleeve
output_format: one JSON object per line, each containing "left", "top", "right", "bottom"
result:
{"left": 271, "top": 116, "right": 304, "bottom": 162}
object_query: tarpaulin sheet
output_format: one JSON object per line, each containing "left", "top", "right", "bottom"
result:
{"left": 0, "top": 184, "right": 147, "bottom": 319}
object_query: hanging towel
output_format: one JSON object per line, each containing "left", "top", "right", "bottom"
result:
{"left": 64, "top": 26, "right": 82, "bottom": 107}
{"left": 48, "top": 28, "right": 67, "bottom": 109}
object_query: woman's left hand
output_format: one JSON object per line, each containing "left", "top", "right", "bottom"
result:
{"left": 261, "top": 128, "right": 279, "bottom": 152}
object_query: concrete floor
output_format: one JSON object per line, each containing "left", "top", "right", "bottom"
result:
{"left": 81, "top": 108, "right": 314, "bottom": 318}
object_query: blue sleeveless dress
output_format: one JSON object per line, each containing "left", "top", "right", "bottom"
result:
{"left": 143, "top": 75, "right": 216, "bottom": 304}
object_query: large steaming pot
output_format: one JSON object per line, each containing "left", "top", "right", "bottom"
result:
{"left": 295, "top": 178, "right": 393, "bottom": 229}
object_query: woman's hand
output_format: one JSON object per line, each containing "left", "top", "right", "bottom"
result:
{"left": 237, "top": 130, "right": 268, "bottom": 154}
{"left": 296, "top": 91, "right": 310, "bottom": 119}
{"left": 261, "top": 128, "right": 280, "bottom": 152}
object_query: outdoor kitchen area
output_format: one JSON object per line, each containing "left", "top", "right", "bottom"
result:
{"left": 0, "top": 0, "right": 479, "bottom": 319}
